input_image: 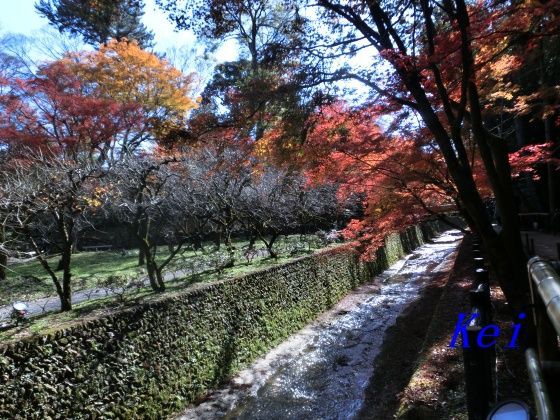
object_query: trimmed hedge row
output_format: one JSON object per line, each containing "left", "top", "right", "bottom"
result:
{"left": 0, "top": 222, "right": 442, "bottom": 419}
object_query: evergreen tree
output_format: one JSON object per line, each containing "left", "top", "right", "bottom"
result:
{"left": 35, "top": 0, "right": 154, "bottom": 47}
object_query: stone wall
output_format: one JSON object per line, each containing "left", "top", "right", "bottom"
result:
{"left": 0, "top": 222, "right": 443, "bottom": 419}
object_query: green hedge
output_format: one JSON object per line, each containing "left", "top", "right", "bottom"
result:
{"left": 0, "top": 222, "right": 442, "bottom": 419}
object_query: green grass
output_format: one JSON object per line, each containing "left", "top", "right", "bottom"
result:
{"left": 1, "top": 249, "right": 177, "bottom": 305}
{"left": 0, "top": 235, "right": 326, "bottom": 306}
{"left": 0, "top": 235, "right": 329, "bottom": 342}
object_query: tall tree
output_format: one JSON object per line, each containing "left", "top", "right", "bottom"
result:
{"left": 35, "top": 0, "right": 154, "bottom": 47}
{"left": 66, "top": 38, "right": 198, "bottom": 265}
{"left": 158, "top": 0, "right": 318, "bottom": 143}
{"left": 0, "top": 58, "right": 152, "bottom": 310}
{"left": 293, "top": 0, "right": 560, "bottom": 310}
{"left": 303, "top": 102, "right": 489, "bottom": 252}
{"left": 63, "top": 39, "right": 198, "bottom": 159}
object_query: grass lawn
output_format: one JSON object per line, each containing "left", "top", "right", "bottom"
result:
{"left": 0, "top": 235, "right": 329, "bottom": 342}
{"left": 1, "top": 249, "right": 176, "bottom": 306}
{"left": 0, "top": 235, "right": 325, "bottom": 306}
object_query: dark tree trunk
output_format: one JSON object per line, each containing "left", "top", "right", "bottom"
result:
{"left": 136, "top": 219, "right": 148, "bottom": 266}
{"left": 60, "top": 265, "right": 72, "bottom": 311}
{"left": 71, "top": 230, "right": 79, "bottom": 254}
{"left": 155, "top": 266, "right": 165, "bottom": 291}
{"left": 545, "top": 115, "right": 557, "bottom": 216}
{"left": 214, "top": 230, "right": 222, "bottom": 249}
{"left": 138, "top": 240, "right": 165, "bottom": 292}
{"left": 193, "top": 235, "right": 203, "bottom": 250}
{"left": 225, "top": 229, "right": 232, "bottom": 248}
{"left": 266, "top": 234, "right": 279, "bottom": 258}
{"left": 0, "top": 225, "right": 5, "bottom": 280}
{"left": 0, "top": 251, "right": 7, "bottom": 281}
{"left": 145, "top": 255, "right": 165, "bottom": 292}
{"left": 138, "top": 248, "right": 145, "bottom": 266}
{"left": 248, "top": 234, "right": 256, "bottom": 249}
{"left": 59, "top": 292, "right": 72, "bottom": 312}
{"left": 514, "top": 115, "right": 527, "bottom": 148}
{"left": 58, "top": 226, "right": 74, "bottom": 311}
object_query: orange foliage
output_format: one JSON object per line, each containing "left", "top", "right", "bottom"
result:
{"left": 303, "top": 103, "right": 491, "bottom": 257}
{"left": 62, "top": 39, "right": 198, "bottom": 139}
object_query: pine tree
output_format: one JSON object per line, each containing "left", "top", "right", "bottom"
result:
{"left": 35, "top": 0, "right": 154, "bottom": 47}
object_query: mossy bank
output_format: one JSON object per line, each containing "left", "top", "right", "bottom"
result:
{"left": 0, "top": 222, "right": 443, "bottom": 419}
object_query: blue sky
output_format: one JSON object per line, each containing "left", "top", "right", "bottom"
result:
{"left": 0, "top": 1, "right": 370, "bottom": 102}
{"left": 0, "top": 0, "right": 238, "bottom": 62}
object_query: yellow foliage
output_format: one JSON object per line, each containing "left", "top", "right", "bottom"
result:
{"left": 63, "top": 39, "right": 198, "bottom": 134}
{"left": 253, "top": 138, "right": 274, "bottom": 157}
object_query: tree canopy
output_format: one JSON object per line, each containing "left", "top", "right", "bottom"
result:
{"left": 155, "top": 0, "right": 560, "bottom": 309}
{"left": 36, "top": 0, "right": 154, "bottom": 47}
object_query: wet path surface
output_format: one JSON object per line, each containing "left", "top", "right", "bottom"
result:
{"left": 177, "top": 230, "right": 463, "bottom": 420}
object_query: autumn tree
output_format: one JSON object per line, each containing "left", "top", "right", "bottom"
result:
{"left": 0, "top": 58, "right": 149, "bottom": 310}
{"left": 272, "top": 0, "right": 560, "bottom": 310}
{"left": 304, "top": 103, "right": 486, "bottom": 252}
{"left": 478, "top": 14, "right": 560, "bottom": 216}
{"left": 158, "top": 0, "right": 320, "bottom": 144}
{"left": 36, "top": 0, "right": 154, "bottom": 47}
{"left": 63, "top": 39, "right": 198, "bottom": 159}
{"left": 64, "top": 39, "right": 198, "bottom": 265}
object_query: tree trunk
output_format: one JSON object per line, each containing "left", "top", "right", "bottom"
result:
{"left": 266, "top": 234, "right": 279, "bottom": 258}
{"left": 71, "top": 230, "right": 79, "bottom": 254}
{"left": 225, "top": 229, "right": 232, "bottom": 248}
{"left": 0, "top": 224, "right": 7, "bottom": 280}
{"left": 145, "top": 256, "right": 165, "bottom": 292}
{"left": 60, "top": 280, "right": 72, "bottom": 311}
{"left": 452, "top": 156, "right": 530, "bottom": 312}
{"left": 405, "top": 60, "right": 531, "bottom": 312}
{"left": 514, "top": 115, "right": 527, "bottom": 148}
{"left": 545, "top": 115, "right": 556, "bottom": 217}
{"left": 139, "top": 240, "right": 165, "bottom": 292}
{"left": 58, "top": 241, "right": 73, "bottom": 311}
{"left": 0, "top": 251, "right": 6, "bottom": 281}
{"left": 135, "top": 218, "right": 149, "bottom": 266}
{"left": 214, "top": 230, "right": 222, "bottom": 250}
{"left": 248, "top": 234, "right": 256, "bottom": 250}
{"left": 138, "top": 248, "right": 145, "bottom": 266}
{"left": 155, "top": 266, "right": 165, "bottom": 292}
{"left": 193, "top": 235, "right": 203, "bottom": 250}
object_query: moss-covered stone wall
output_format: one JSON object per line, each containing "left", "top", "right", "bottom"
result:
{"left": 0, "top": 222, "right": 442, "bottom": 419}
